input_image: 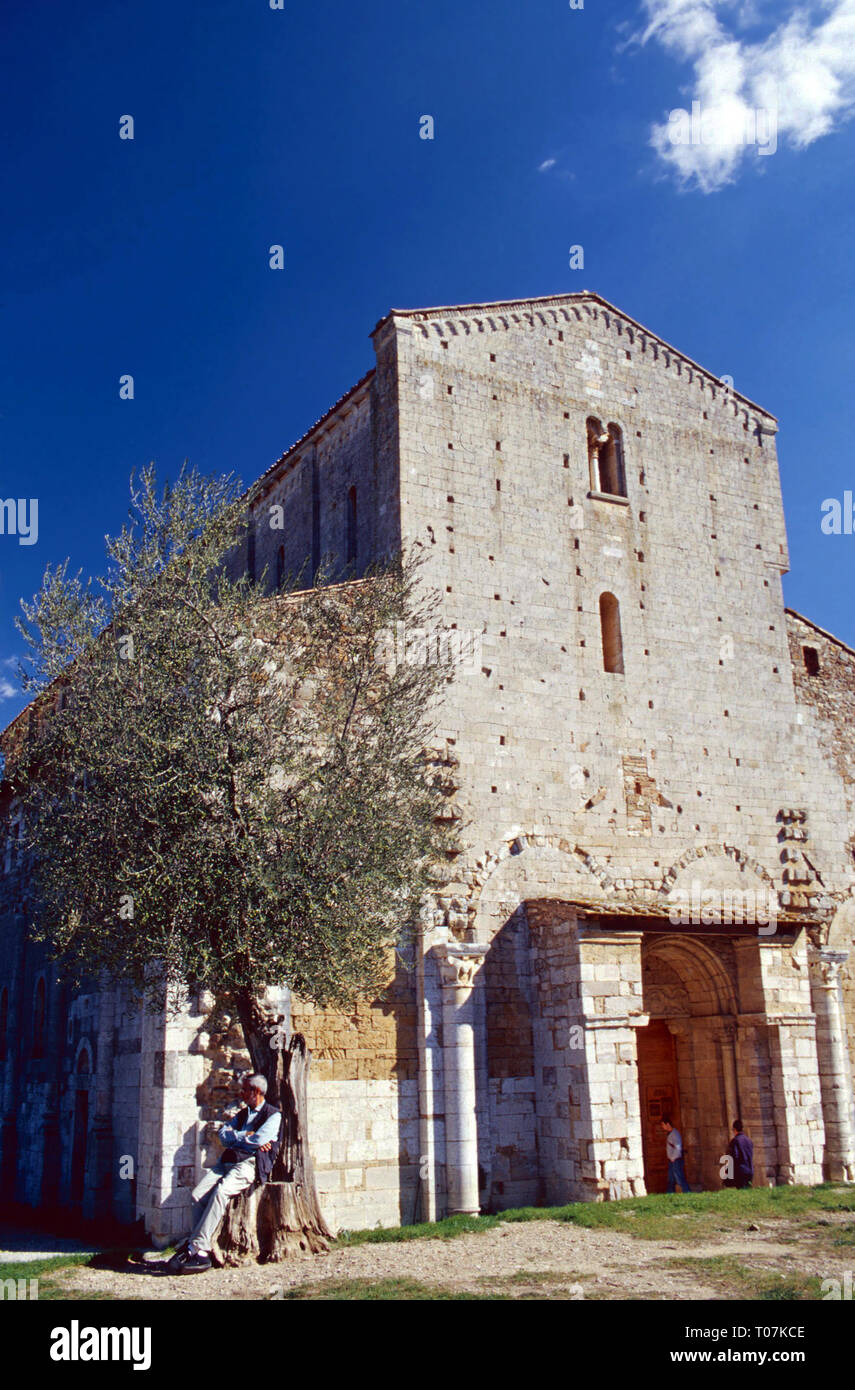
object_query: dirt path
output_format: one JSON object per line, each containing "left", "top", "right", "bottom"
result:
{"left": 48, "top": 1216, "right": 847, "bottom": 1300}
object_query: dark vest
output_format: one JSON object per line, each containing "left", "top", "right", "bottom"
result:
{"left": 233, "top": 1101, "right": 281, "bottom": 1185}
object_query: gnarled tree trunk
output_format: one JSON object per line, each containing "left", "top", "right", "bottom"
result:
{"left": 212, "top": 994, "right": 332, "bottom": 1266}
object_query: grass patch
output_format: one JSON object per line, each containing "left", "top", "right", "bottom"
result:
{"left": 475, "top": 1270, "right": 593, "bottom": 1300}
{"left": 335, "top": 1185, "right": 855, "bottom": 1248}
{"left": 665, "top": 1254, "right": 824, "bottom": 1301}
{"left": 273, "top": 1276, "right": 510, "bottom": 1301}
{"left": 274, "top": 1271, "right": 594, "bottom": 1301}
{"left": 0, "top": 1253, "right": 112, "bottom": 1301}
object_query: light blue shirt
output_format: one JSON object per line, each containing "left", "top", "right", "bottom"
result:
{"left": 219, "top": 1102, "right": 281, "bottom": 1156}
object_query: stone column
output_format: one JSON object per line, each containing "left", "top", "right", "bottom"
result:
{"left": 716, "top": 1019, "right": 741, "bottom": 1127}
{"left": 437, "top": 943, "right": 486, "bottom": 1216}
{"left": 809, "top": 950, "right": 855, "bottom": 1182}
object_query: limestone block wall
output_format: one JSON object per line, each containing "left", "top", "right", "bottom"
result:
{"left": 787, "top": 612, "right": 855, "bottom": 823}
{"left": 482, "top": 906, "right": 538, "bottom": 1210}
{"left": 525, "top": 902, "right": 645, "bottom": 1202}
{"left": 247, "top": 380, "right": 374, "bottom": 589}
{"left": 740, "top": 937, "right": 825, "bottom": 1185}
{"left": 377, "top": 295, "right": 853, "bottom": 947}
{"left": 289, "top": 956, "right": 421, "bottom": 1231}
{"left": 109, "top": 985, "right": 143, "bottom": 1226}
{"left": 136, "top": 996, "right": 209, "bottom": 1245}
{"left": 787, "top": 610, "right": 855, "bottom": 1098}
{"left": 244, "top": 360, "right": 401, "bottom": 592}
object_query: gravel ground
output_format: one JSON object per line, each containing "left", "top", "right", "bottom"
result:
{"left": 39, "top": 1217, "right": 844, "bottom": 1301}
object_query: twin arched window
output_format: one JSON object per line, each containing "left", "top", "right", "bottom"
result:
{"left": 587, "top": 418, "right": 626, "bottom": 498}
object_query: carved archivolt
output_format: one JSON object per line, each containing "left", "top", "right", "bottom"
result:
{"left": 662, "top": 844, "right": 774, "bottom": 888}
{"left": 428, "top": 832, "right": 810, "bottom": 945}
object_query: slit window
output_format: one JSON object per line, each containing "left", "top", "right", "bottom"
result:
{"left": 346, "top": 486, "right": 357, "bottom": 564}
{"left": 802, "top": 646, "right": 820, "bottom": 676}
{"left": 599, "top": 592, "right": 625, "bottom": 674}
{"left": 0, "top": 987, "right": 7, "bottom": 1062}
{"left": 276, "top": 544, "right": 285, "bottom": 590}
{"left": 587, "top": 418, "right": 627, "bottom": 498}
{"left": 247, "top": 522, "right": 256, "bottom": 583}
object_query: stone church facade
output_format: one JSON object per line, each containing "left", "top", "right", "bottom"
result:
{"left": 2, "top": 292, "right": 854, "bottom": 1243}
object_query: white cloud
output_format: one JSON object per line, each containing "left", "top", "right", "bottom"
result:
{"left": 538, "top": 157, "right": 558, "bottom": 172}
{"left": 0, "top": 657, "right": 20, "bottom": 702}
{"left": 640, "top": 0, "right": 855, "bottom": 191}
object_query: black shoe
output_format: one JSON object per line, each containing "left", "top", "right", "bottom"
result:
{"left": 179, "top": 1252, "right": 212, "bottom": 1274}
{"left": 166, "top": 1243, "right": 190, "bottom": 1273}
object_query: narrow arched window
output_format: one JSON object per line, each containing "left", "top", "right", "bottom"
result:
{"left": 600, "top": 592, "right": 625, "bottom": 674}
{"left": 587, "top": 418, "right": 626, "bottom": 498}
{"left": 276, "top": 544, "right": 285, "bottom": 590}
{"left": 346, "top": 486, "right": 357, "bottom": 564}
{"left": 247, "top": 522, "right": 257, "bottom": 582}
{"left": 0, "top": 987, "right": 8, "bottom": 1062}
{"left": 33, "top": 977, "right": 46, "bottom": 1059}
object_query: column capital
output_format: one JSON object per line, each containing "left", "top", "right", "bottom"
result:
{"left": 707, "top": 1016, "right": 739, "bottom": 1041}
{"left": 820, "top": 949, "right": 849, "bottom": 982}
{"left": 436, "top": 943, "right": 487, "bottom": 989}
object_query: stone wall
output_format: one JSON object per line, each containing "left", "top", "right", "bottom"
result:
{"left": 288, "top": 952, "right": 421, "bottom": 1231}
{"left": 382, "top": 295, "right": 852, "bottom": 925}
{"left": 244, "top": 364, "right": 401, "bottom": 592}
{"left": 786, "top": 610, "right": 855, "bottom": 1135}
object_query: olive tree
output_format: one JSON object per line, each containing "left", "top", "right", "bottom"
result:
{"left": 9, "top": 465, "right": 456, "bottom": 1257}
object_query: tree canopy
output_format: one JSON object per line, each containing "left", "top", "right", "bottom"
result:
{"left": 8, "top": 465, "right": 456, "bottom": 1014}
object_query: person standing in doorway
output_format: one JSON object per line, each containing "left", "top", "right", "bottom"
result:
{"left": 727, "top": 1119, "right": 754, "bottom": 1189}
{"left": 661, "top": 1116, "right": 690, "bottom": 1193}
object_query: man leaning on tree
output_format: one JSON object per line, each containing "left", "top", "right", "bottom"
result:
{"left": 171, "top": 1073, "right": 282, "bottom": 1274}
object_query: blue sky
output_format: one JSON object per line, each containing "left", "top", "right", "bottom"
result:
{"left": 2, "top": 0, "right": 854, "bottom": 719}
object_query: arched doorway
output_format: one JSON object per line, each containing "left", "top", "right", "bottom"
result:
{"left": 639, "top": 935, "right": 739, "bottom": 1193}
{"left": 637, "top": 1019, "right": 683, "bottom": 1193}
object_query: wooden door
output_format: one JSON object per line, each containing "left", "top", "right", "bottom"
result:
{"left": 637, "top": 1020, "right": 682, "bottom": 1194}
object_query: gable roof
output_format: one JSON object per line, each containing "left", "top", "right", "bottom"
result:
{"left": 373, "top": 290, "right": 777, "bottom": 422}
{"left": 786, "top": 608, "right": 855, "bottom": 659}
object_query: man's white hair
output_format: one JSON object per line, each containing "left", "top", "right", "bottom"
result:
{"left": 246, "top": 1073, "right": 268, "bottom": 1095}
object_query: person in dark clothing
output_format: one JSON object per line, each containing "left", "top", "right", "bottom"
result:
{"left": 661, "top": 1116, "right": 690, "bottom": 1193}
{"left": 727, "top": 1118, "right": 754, "bottom": 1189}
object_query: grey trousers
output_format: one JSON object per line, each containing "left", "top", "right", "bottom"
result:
{"left": 188, "top": 1157, "right": 256, "bottom": 1254}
